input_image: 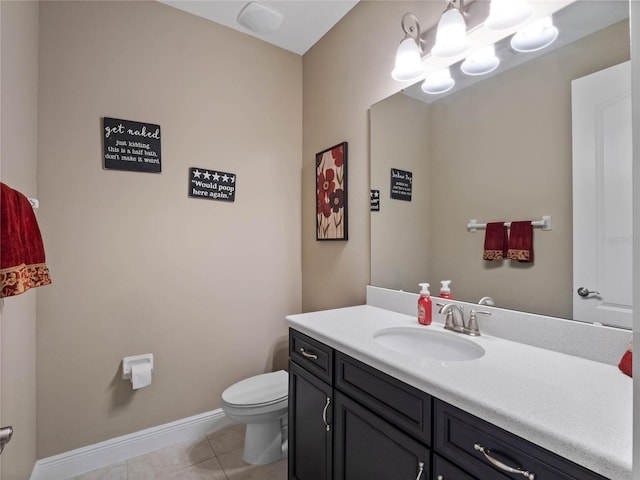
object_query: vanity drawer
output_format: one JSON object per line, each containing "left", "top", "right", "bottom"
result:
{"left": 434, "top": 400, "right": 608, "bottom": 480}
{"left": 289, "top": 329, "right": 333, "bottom": 383}
{"left": 433, "top": 454, "right": 478, "bottom": 480}
{"left": 335, "top": 351, "right": 431, "bottom": 444}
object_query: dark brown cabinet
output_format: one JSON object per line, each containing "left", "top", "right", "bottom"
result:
{"left": 289, "top": 328, "right": 609, "bottom": 480}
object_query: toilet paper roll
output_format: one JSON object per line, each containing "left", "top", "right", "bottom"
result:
{"left": 131, "top": 362, "right": 152, "bottom": 390}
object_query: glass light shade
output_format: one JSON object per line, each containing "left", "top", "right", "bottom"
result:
{"left": 431, "top": 9, "right": 469, "bottom": 58}
{"left": 485, "top": 0, "right": 532, "bottom": 31}
{"left": 392, "top": 37, "right": 425, "bottom": 82}
{"left": 461, "top": 45, "right": 500, "bottom": 76}
{"left": 421, "top": 68, "right": 455, "bottom": 95}
{"left": 511, "top": 16, "right": 558, "bottom": 52}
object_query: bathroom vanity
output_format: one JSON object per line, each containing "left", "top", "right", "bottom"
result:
{"left": 287, "top": 290, "right": 632, "bottom": 480}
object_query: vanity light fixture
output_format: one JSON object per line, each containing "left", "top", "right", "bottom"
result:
{"left": 391, "top": 13, "right": 425, "bottom": 82}
{"left": 421, "top": 67, "right": 455, "bottom": 95}
{"left": 485, "top": 0, "right": 533, "bottom": 31}
{"left": 390, "top": 1, "right": 560, "bottom": 92}
{"left": 431, "top": 0, "right": 469, "bottom": 58}
{"left": 511, "top": 16, "right": 559, "bottom": 53}
{"left": 460, "top": 45, "right": 500, "bottom": 76}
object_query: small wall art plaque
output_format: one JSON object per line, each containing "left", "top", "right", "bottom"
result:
{"left": 188, "top": 167, "right": 236, "bottom": 202}
{"left": 370, "top": 190, "right": 380, "bottom": 211}
{"left": 103, "top": 117, "right": 161, "bottom": 173}
{"left": 390, "top": 168, "right": 412, "bottom": 201}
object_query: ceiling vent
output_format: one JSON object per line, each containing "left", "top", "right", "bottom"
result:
{"left": 237, "top": 2, "right": 283, "bottom": 35}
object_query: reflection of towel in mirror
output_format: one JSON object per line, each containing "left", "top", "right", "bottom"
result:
{"left": 0, "top": 183, "right": 52, "bottom": 298}
{"left": 618, "top": 337, "right": 632, "bottom": 377}
{"left": 483, "top": 222, "right": 508, "bottom": 260}
{"left": 507, "top": 221, "right": 534, "bottom": 263}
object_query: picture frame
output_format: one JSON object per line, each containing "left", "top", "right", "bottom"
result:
{"left": 316, "top": 142, "right": 348, "bottom": 241}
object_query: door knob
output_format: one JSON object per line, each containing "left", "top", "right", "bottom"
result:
{"left": 577, "top": 287, "right": 600, "bottom": 297}
{"left": 0, "top": 426, "right": 13, "bottom": 453}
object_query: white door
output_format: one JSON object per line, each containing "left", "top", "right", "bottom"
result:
{"left": 572, "top": 61, "right": 632, "bottom": 328}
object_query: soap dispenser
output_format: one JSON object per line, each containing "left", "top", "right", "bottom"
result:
{"left": 417, "top": 283, "right": 432, "bottom": 326}
{"left": 438, "top": 280, "right": 454, "bottom": 299}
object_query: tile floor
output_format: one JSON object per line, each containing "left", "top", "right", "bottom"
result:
{"left": 69, "top": 424, "right": 287, "bottom": 480}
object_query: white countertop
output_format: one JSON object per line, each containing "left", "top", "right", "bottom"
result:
{"left": 287, "top": 305, "right": 632, "bottom": 480}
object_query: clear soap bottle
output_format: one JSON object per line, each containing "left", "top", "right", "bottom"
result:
{"left": 438, "top": 280, "right": 454, "bottom": 299}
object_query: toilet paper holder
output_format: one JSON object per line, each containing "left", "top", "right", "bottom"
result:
{"left": 122, "top": 353, "right": 154, "bottom": 380}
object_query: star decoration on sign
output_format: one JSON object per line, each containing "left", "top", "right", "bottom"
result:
{"left": 193, "top": 169, "right": 202, "bottom": 178}
{"left": 203, "top": 171, "right": 211, "bottom": 180}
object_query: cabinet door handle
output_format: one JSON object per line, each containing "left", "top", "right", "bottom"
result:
{"left": 299, "top": 347, "right": 318, "bottom": 360}
{"left": 416, "top": 461, "right": 424, "bottom": 480}
{"left": 436, "top": 476, "right": 444, "bottom": 480}
{"left": 474, "top": 443, "right": 536, "bottom": 480}
{"left": 322, "top": 396, "right": 331, "bottom": 431}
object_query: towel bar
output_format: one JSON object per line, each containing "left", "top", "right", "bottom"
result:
{"left": 467, "top": 215, "right": 551, "bottom": 232}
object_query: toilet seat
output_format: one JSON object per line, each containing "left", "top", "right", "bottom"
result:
{"left": 222, "top": 370, "right": 288, "bottom": 407}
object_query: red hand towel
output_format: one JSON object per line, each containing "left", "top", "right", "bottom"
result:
{"left": 483, "top": 222, "right": 508, "bottom": 260}
{"left": 0, "top": 183, "right": 52, "bottom": 297}
{"left": 507, "top": 221, "right": 534, "bottom": 263}
{"left": 619, "top": 337, "right": 632, "bottom": 377}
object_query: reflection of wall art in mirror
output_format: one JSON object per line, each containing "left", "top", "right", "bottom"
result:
{"left": 390, "top": 168, "right": 413, "bottom": 201}
{"left": 370, "top": 190, "right": 380, "bottom": 212}
{"left": 316, "top": 142, "right": 348, "bottom": 241}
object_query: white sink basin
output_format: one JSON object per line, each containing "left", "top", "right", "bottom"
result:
{"left": 373, "top": 327, "right": 485, "bottom": 362}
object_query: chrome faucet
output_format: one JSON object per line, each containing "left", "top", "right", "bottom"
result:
{"left": 438, "top": 303, "right": 466, "bottom": 333}
{"left": 438, "top": 304, "right": 492, "bottom": 336}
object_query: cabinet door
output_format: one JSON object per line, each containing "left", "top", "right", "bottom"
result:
{"left": 289, "top": 361, "right": 333, "bottom": 480}
{"left": 333, "top": 391, "right": 430, "bottom": 480}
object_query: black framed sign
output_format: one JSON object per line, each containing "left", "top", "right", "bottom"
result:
{"left": 188, "top": 167, "right": 236, "bottom": 202}
{"left": 370, "top": 189, "right": 380, "bottom": 211}
{"left": 103, "top": 117, "right": 161, "bottom": 173}
{"left": 390, "top": 168, "right": 412, "bottom": 201}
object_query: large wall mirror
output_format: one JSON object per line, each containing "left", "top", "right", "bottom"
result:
{"left": 370, "top": 1, "right": 631, "bottom": 327}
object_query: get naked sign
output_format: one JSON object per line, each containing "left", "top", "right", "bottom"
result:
{"left": 103, "top": 117, "right": 162, "bottom": 173}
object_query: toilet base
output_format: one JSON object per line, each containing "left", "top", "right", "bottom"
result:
{"left": 243, "top": 419, "right": 284, "bottom": 465}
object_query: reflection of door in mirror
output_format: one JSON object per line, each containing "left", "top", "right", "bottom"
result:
{"left": 572, "top": 61, "right": 632, "bottom": 329}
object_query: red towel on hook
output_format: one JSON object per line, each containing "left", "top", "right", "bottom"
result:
{"left": 507, "top": 221, "right": 534, "bottom": 263}
{"left": 619, "top": 337, "right": 632, "bottom": 377}
{"left": 483, "top": 222, "right": 508, "bottom": 260}
{"left": 0, "top": 182, "right": 52, "bottom": 298}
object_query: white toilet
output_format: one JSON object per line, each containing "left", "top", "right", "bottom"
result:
{"left": 221, "top": 370, "right": 288, "bottom": 465}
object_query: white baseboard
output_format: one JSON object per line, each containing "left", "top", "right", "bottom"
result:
{"left": 30, "top": 409, "right": 232, "bottom": 480}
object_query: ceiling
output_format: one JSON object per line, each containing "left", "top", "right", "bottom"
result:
{"left": 157, "top": 0, "right": 359, "bottom": 55}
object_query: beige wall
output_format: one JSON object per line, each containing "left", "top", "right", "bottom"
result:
{"left": 0, "top": 1, "right": 39, "bottom": 478}
{"left": 36, "top": 1, "right": 301, "bottom": 457}
{"left": 429, "top": 20, "right": 629, "bottom": 318}
{"left": 370, "top": 93, "right": 430, "bottom": 292}
{"left": 301, "top": 1, "right": 444, "bottom": 312}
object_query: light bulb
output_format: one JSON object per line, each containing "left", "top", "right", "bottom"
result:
{"left": 421, "top": 67, "right": 455, "bottom": 95}
{"left": 485, "top": 0, "right": 533, "bottom": 31}
{"left": 392, "top": 37, "right": 424, "bottom": 82}
{"left": 431, "top": 8, "right": 469, "bottom": 58}
{"left": 461, "top": 45, "right": 500, "bottom": 76}
{"left": 511, "top": 16, "right": 559, "bottom": 53}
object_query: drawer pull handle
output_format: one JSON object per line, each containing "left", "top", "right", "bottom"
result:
{"left": 299, "top": 347, "right": 318, "bottom": 360}
{"left": 416, "top": 461, "right": 424, "bottom": 480}
{"left": 474, "top": 443, "right": 536, "bottom": 480}
{"left": 322, "top": 396, "right": 331, "bottom": 432}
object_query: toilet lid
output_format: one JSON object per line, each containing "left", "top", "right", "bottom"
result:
{"left": 222, "top": 370, "right": 288, "bottom": 406}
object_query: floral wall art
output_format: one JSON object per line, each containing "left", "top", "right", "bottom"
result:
{"left": 316, "top": 142, "right": 348, "bottom": 240}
